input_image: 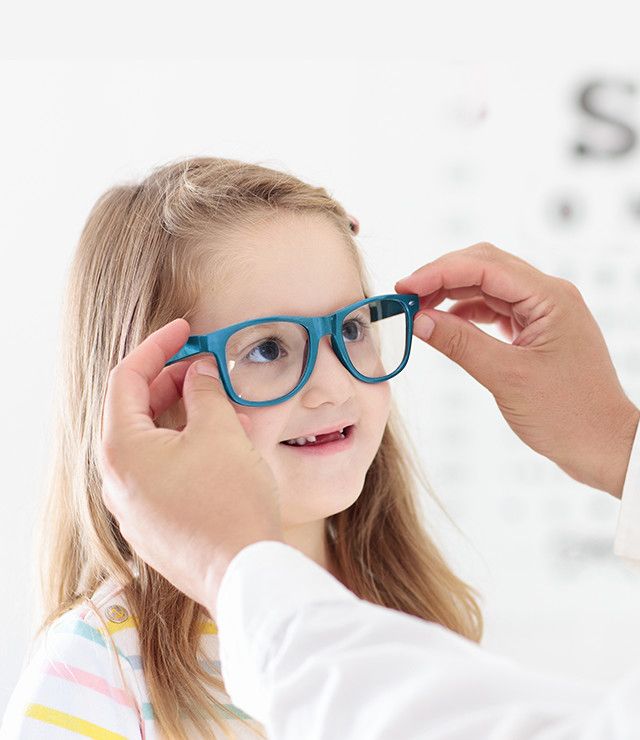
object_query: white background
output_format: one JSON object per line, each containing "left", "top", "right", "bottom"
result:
{"left": 2, "top": 57, "right": 640, "bottom": 716}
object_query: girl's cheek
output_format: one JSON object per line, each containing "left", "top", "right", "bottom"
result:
{"left": 371, "top": 382, "right": 392, "bottom": 417}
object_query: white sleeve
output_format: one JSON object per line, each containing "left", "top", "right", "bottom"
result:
{"left": 216, "top": 538, "right": 640, "bottom": 740}
{"left": 613, "top": 411, "right": 640, "bottom": 569}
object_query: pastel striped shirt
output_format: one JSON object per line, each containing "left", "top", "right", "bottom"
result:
{"left": 0, "top": 577, "right": 266, "bottom": 738}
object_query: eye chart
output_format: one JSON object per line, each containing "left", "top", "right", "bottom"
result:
{"left": 364, "top": 62, "right": 640, "bottom": 684}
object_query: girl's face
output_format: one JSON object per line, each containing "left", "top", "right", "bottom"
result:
{"left": 168, "top": 212, "right": 391, "bottom": 531}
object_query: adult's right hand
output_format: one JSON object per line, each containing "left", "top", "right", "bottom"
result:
{"left": 98, "top": 318, "right": 284, "bottom": 616}
{"left": 395, "top": 242, "right": 640, "bottom": 499}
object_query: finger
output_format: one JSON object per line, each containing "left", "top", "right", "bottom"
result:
{"left": 101, "top": 318, "right": 191, "bottom": 446}
{"left": 412, "top": 306, "right": 519, "bottom": 390}
{"left": 147, "top": 355, "right": 206, "bottom": 420}
{"left": 153, "top": 356, "right": 254, "bottom": 439}
{"left": 395, "top": 242, "right": 547, "bottom": 306}
{"left": 153, "top": 355, "right": 254, "bottom": 436}
{"left": 182, "top": 358, "right": 244, "bottom": 437}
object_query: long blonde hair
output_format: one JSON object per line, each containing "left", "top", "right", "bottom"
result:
{"left": 36, "top": 156, "right": 483, "bottom": 738}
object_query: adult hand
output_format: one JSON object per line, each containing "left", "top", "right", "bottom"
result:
{"left": 395, "top": 242, "right": 640, "bottom": 499}
{"left": 98, "top": 318, "right": 284, "bottom": 617}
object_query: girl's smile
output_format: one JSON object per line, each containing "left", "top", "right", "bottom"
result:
{"left": 279, "top": 423, "right": 357, "bottom": 456}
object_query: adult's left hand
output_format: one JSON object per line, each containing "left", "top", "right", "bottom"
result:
{"left": 98, "top": 318, "right": 284, "bottom": 617}
{"left": 395, "top": 242, "right": 640, "bottom": 498}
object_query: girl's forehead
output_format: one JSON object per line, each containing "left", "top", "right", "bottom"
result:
{"left": 214, "top": 211, "right": 356, "bottom": 277}
{"left": 195, "top": 244, "right": 363, "bottom": 331}
{"left": 193, "top": 266, "right": 365, "bottom": 333}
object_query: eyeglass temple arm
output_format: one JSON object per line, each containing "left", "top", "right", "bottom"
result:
{"left": 370, "top": 300, "right": 407, "bottom": 322}
{"left": 165, "top": 336, "right": 212, "bottom": 367}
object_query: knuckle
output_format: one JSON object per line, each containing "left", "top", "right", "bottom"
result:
{"left": 557, "top": 277, "right": 580, "bottom": 294}
{"left": 470, "top": 241, "right": 499, "bottom": 260}
{"left": 555, "top": 277, "right": 584, "bottom": 303}
{"left": 443, "top": 327, "right": 469, "bottom": 362}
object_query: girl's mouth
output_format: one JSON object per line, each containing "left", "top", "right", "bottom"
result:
{"left": 279, "top": 424, "right": 356, "bottom": 456}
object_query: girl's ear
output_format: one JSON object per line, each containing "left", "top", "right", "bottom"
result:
{"left": 347, "top": 213, "right": 360, "bottom": 235}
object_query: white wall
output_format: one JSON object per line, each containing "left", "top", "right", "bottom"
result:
{"left": 2, "top": 59, "right": 640, "bottom": 715}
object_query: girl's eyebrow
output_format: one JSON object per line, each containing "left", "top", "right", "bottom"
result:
{"left": 225, "top": 294, "right": 367, "bottom": 327}
{"left": 281, "top": 294, "right": 367, "bottom": 318}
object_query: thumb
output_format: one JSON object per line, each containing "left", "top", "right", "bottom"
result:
{"left": 413, "top": 308, "right": 517, "bottom": 391}
{"left": 183, "top": 358, "right": 239, "bottom": 435}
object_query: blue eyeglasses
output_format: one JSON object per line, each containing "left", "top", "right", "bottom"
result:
{"left": 165, "top": 292, "right": 420, "bottom": 407}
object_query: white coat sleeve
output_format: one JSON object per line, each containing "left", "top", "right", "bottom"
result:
{"left": 216, "top": 419, "right": 640, "bottom": 740}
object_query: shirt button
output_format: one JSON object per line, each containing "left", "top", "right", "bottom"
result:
{"left": 105, "top": 604, "right": 129, "bottom": 623}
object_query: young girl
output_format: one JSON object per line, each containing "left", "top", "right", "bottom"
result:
{"left": 2, "top": 156, "right": 483, "bottom": 739}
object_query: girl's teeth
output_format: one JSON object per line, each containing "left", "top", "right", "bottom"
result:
{"left": 284, "top": 435, "right": 317, "bottom": 445}
{"left": 284, "top": 430, "right": 347, "bottom": 446}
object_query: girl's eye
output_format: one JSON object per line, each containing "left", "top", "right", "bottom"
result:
{"left": 244, "top": 337, "right": 288, "bottom": 364}
{"left": 343, "top": 316, "right": 369, "bottom": 342}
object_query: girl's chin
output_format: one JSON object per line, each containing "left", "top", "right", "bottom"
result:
{"left": 281, "top": 490, "right": 362, "bottom": 522}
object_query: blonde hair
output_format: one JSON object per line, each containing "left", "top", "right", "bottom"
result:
{"left": 36, "top": 156, "right": 483, "bottom": 738}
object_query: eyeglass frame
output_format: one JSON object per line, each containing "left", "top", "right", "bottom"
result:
{"left": 164, "top": 292, "right": 420, "bottom": 407}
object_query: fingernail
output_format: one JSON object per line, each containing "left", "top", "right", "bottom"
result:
{"left": 195, "top": 360, "right": 219, "bottom": 378}
{"left": 414, "top": 313, "right": 435, "bottom": 340}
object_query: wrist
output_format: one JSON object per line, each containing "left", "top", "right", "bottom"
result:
{"left": 600, "top": 402, "right": 640, "bottom": 499}
{"left": 560, "top": 401, "right": 640, "bottom": 498}
{"left": 203, "top": 553, "right": 234, "bottom": 623}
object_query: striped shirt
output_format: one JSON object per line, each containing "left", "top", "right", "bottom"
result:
{"left": 1, "top": 577, "right": 265, "bottom": 738}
